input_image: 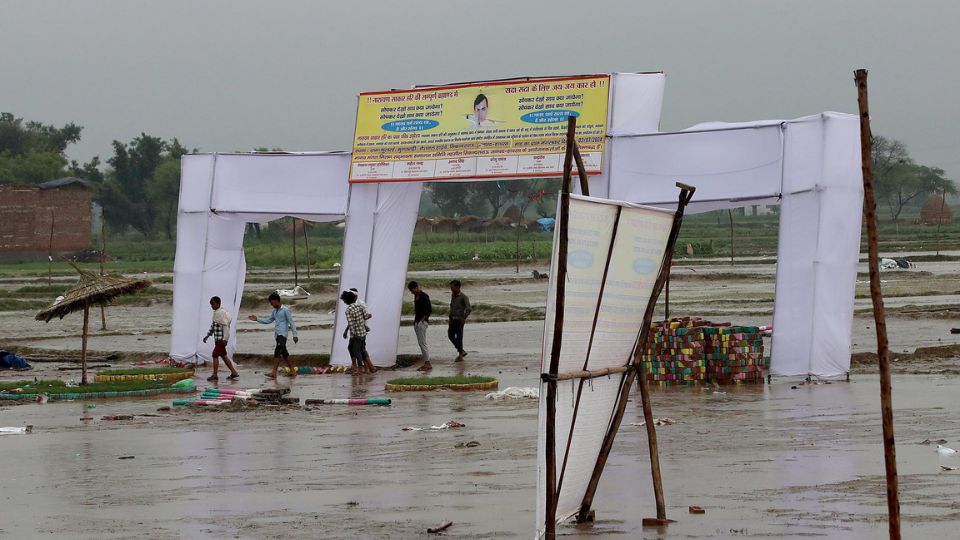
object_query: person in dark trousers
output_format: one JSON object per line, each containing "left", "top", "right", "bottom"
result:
{"left": 248, "top": 292, "right": 298, "bottom": 379}
{"left": 202, "top": 296, "right": 240, "bottom": 381}
{"left": 408, "top": 281, "right": 432, "bottom": 371}
{"left": 341, "top": 291, "right": 369, "bottom": 374}
{"left": 447, "top": 279, "right": 472, "bottom": 361}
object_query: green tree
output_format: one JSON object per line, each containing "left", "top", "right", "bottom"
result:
{"left": 873, "top": 136, "right": 956, "bottom": 222}
{"left": 429, "top": 182, "right": 474, "bottom": 216}
{"left": 99, "top": 134, "right": 190, "bottom": 238}
{"left": 0, "top": 112, "right": 82, "bottom": 184}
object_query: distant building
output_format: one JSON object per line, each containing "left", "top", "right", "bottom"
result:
{"left": 0, "top": 177, "right": 93, "bottom": 258}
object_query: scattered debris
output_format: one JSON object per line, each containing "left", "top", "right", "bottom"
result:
{"left": 642, "top": 518, "right": 674, "bottom": 527}
{"left": 402, "top": 420, "right": 465, "bottom": 432}
{"left": 428, "top": 521, "right": 453, "bottom": 534}
{"left": 689, "top": 506, "right": 706, "bottom": 514}
{"left": 531, "top": 270, "right": 548, "bottom": 279}
{"left": 455, "top": 441, "right": 481, "bottom": 448}
{"left": 942, "top": 465, "right": 959, "bottom": 471}
{"left": 630, "top": 418, "right": 677, "bottom": 427}
{"left": 156, "top": 406, "right": 171, "bottom": 412}
{"left": 0, "top": 426, "right": 32, "bottom": 435}
{"left": 485, "top": 387, "right": 538, "bottom": 400}
{"left": 305, "top": 398, "right": 391, "bottom": 406}
{"left": 101, "top": 415, "right": 134, "bottom": 421}
{"left": 117, "top": 456, "right": 135, "bottom": 460}
{"left": 919, "top": 439, "right": 948, "bottom": 445}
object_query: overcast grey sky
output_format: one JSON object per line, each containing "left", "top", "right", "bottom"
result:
{"left": 2, "top": 0, "right": 958, "bottom": 177}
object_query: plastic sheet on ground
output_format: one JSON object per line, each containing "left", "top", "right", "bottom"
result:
{"left": 485, "top": 387, "right": 539, "bottom": 400}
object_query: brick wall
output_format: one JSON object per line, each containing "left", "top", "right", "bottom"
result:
{"left": 0, "top": 184, "right": 92, "bottom": 253}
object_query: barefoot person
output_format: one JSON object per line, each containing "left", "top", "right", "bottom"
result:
{"left": 448, "top": 279, "right": 472, "bottom": 361}
{"left": 349, "top": 287, "right": 377, "bottom": 373}
{"left": 202, "top": 296, "right": 240, "bottom": 381}
{"left": 341, "top": 291, "right": 369, "bottom": 374}
{"left": 407, "top": 281, "right": 432, "bottom": 371}
{"left": 248, "top": 292, "right": 298, "bottom": 379}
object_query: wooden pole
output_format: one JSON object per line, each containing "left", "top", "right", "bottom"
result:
{"left": 728, "top": 209, "right": 735, "bottom": 266}
{"left": 935, "top": 188, "right": 946, "bottom": 256}
{"left": 302, "top": 221, "right": 311, "bottom": 280}
{"left": 81, "top": 305, "right": 90, "bottom": 385}
{"left": 48, "top": 211, "right": 55, "bottom": 285}
{"left": 292, "top": 219, "right": 299, "bottom": 286}
{"left": 543, "top": 116, "right": 577, "bottom": 539}
{"left": 855, "top": 68, "right": 901, "bottom": 540}
{"left": 578, "top": 182, "right": 695, "bottom": 523}
{"left": 100, "top": 221, "right": 107, "bottom": 331}
{"left": 572, "top": 143, "right": 590, "bottom": 197}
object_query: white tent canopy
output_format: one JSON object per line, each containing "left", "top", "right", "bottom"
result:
{"left": 169, "top": 72, "right": 862, "bottom": 378}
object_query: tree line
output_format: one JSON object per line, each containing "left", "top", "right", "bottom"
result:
{"left": 0, "top": 112, "right": 955, "bottom": 240}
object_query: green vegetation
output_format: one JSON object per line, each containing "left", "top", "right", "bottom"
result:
{"left": 0, "top": 378, "right": 185, "bottom": 395}
{"left": 386, "top": 375, "right": 496, "bottom": 386}
{"left": 97, "top": 367, "right": 193, "bottom": 376}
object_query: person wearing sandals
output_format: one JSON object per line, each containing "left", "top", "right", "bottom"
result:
{"left": 203, "top": 296, "right": 240, "bottom": 381}
{"left": 341, "top": 291, "right": 370, "bottom": 374}
{"left": 248, "top": 292, "right": 298, "bottom": 379}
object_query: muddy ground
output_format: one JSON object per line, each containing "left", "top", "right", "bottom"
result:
{"left": 1, "top": 259, "right": 959, "bottom": 538}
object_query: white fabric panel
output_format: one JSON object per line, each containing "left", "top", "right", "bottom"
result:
{"left": 169, "top": 212, "right": 211, "bottom": 361}
{"left": 772, "top": 113, "right": 861, "bottom": 377}
{"left": 196, "top": 215, "right": 247, "bottom": 362}
{"left": 809, "top": 114, "right": 862, "bottom": 376}
{"left": 365, "top": 182, "right": 423, "bottom": 364}
{"left": 607, "top": 125, "right": 783, "bottom": 209}
{"left": 607, "top": 72, "right": 665, "bottom": 136}
{"left": 210, "top": 153, "right": 351, "bottom": 215}
{"left": 333, "top": 183, "right": 378, "bottom": 365}
{"left": 178, "top": 155, "right": 215, "bottom": 213}
{"left": 537, "top": 196, "right": 673, "bottom": 536}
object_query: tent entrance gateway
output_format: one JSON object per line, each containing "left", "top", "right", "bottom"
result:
{"left": 169, "top": 72, "right": 863, "bottom": 378}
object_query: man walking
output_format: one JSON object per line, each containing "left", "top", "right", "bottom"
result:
{"left": 408, "top": 281, "right": 432, "bottom": 371}
{"left": 247, "top": 292, "right": 298, "bottom": 379}
{"left": 202, "top": 296, "right": 240, "bottom": 381}
{"left": 340, "top": 291, "right": 369, "bottom": 374}
{"left": 448, "top": 279, "right": 472, "bottom": 361}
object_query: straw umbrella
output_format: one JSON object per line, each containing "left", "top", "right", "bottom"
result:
{"left": 35, "top": 263, "right": 151, "bottom": 384}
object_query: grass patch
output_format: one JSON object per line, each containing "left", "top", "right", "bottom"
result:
{"left": 0, "top": 298, "right": 45, "bottom": 311}
{"left": 0, "top": 378, "right": 185, "bottom": 394}
{"left": 386, "top": 375, "right": 497, "bottom": 386}
{"left": 98, "top": 367, "right": 193, "bottom": 376}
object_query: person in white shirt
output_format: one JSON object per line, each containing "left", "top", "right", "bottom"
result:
{"left": 202, "top": 296, "right": 240, "bottom": 381}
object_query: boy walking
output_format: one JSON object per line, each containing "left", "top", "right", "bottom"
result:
{"left": 407, "top": 281, "right": 432, "bottom": 371}
{"left": 448, "top": 279, "right": 472, "bottom": 361}
{"left": 341, "top": 291, "right": 370, "bottom": 374}
{"left": 202, "top": 296, "right": 240, "bottom": 381}
{"left": 247, "top": 292, "right": 298, "bottom": 379}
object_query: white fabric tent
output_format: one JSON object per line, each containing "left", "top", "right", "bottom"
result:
{"left": 169, "top": 72, "right": 862, "bottom": 377}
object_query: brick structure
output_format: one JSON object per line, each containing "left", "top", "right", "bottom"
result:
{"left": 0, "top": 178, "right": 93, "bottom": 257}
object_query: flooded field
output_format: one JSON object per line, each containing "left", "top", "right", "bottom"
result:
{"left": 2, "top": 262, "right": 959, "bottom": 538}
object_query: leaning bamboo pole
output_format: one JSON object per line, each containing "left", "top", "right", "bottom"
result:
{"left": 854, "top": 68, "right": 900, "bottom": 540}
{"left": 577, "top": 182, "right": 695, "bottom": 524}
{"left": 292, "top": 219, "right": 299, "bottom": 286}
{"left": 543, "top": 116, "right": 578, "bottom": 539}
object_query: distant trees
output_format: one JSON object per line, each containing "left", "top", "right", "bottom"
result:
{"left": 0, "top": 112, "right": 82, "bottom": 184}
{"left": 873, "top": 136, "right": 956, "bottom": 223}
{"left": 96, "top": 135, "right": 190, "bottom": 239}
{"left": 428, "top": 179, "right": 558, "bottom": 220}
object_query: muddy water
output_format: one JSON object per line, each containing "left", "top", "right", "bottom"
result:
{"left": 2, "top": 350, "right": 959, "bottom": 539}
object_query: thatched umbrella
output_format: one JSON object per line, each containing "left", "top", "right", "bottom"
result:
{"left": 35, "top": 264, "right": 151, "bottom": 384}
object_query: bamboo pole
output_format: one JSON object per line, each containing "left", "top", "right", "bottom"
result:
{"left": 935, "top": 188, "right": 946, "bottom": 256}
{"left": 578, "top": 182, "right": 695, "bottom": 524}
{"left": 854, "top": 68, "right": 900, "bottom": 540}
{"left": 553, "top": 365, "right": 629, "bottom": 382}
{"left": 302, "top": 221, "right": 311, "bottom": 279}
{"left": 728, "top": 209, "right": 735, "bottom": 266}
{"left": 100, "top": 221, "right": 107, "bottom": 331}
{"left": 572, "top": 143, "right": 590, "bottom": 197}
{"left": 292, "top": 219, "right": 299, "bottom": 286}
{"left": 48, "top": 211, "right": 55, "bottom": 285}
{"left": 543, "top": 116, "right": 577, "bottom": 539}
{"left": 81, "top": 305, "right": 90, "bottom": 385}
